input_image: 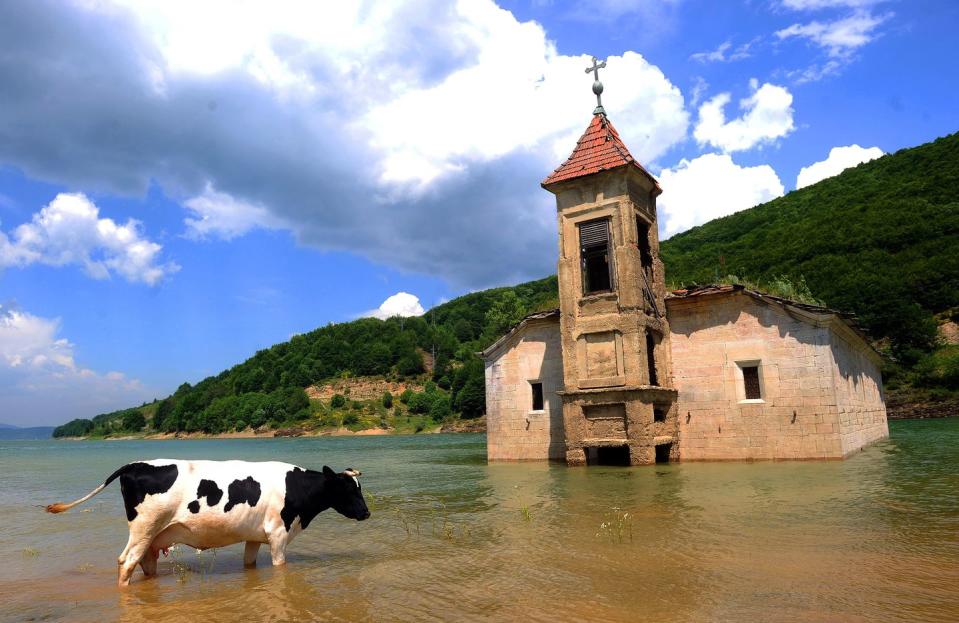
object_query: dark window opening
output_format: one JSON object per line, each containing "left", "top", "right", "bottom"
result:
{"left": 742, "top": 365, "right": 762, "bottom": 400}
{"left": 636, "top": 216, "right": 653, "bottom": 275}
{"left": 580, "top": 219, "right": 613, "bottom": 294}
{"left": 530, "top": 382, "right": 544, "bottom": 411}
{"left": 586, "top": 445, "right": 631, "bottom": 466}
{"left": 653, "top": 405, "right": 667, "bottom": 423}
{"left": 655, "top": 443, "right": 672, "bottom": 464}
{"left": 645, "top": 331, "right": 659, "bottom": 386}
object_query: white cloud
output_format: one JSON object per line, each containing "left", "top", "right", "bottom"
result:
{"left": 0, "top": 0, "right": 689, "bottom": 288}
{"left": 694, "top": 80, "right": 795, "bottom": 153}
{"left": 690, "top": 39, "right": 754, "bottom": 63}
{"left": 780, "top": 0, "right": 883, "bottom": 9}
{"left": 0, "top": 304, "right": 151, "bottom": 426}
{"left": 0, "top": 193, "right": 178, "bottom": 285}
{"left": 796, "top": 144, "right": 883, "bottom": 188}
{"left": 184, "top": 184, "right": 286, "bottom": 241}
{"left": 365, "top": 292, "right": 425, "bottom": 320}
{"left": 776, "top": 11, "right": 889, "bottom": 58}
{"left": 658, "top": 153, "right": 785, "bottom": 238}
{"left": 366, "top": 46, "right": 688, "bottom": 188}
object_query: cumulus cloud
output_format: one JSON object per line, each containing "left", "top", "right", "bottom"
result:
{"left": 694, "top": 80, "right": 795, "bottom": 153}
{"left": 364, "top": 292, "right": 425, "bottom": 320}
{"left": 657, "top": 154, "right": 785, "bottom": 238}
{"left": 0, "top": 304, "right": 151, "bottom": 426}
{"left": 776, "top": 10, "right": 890, "bottom": 58}
{"left": 184, "top": 184, "right": 286, "bottom": 241}
{"left": 796, "top": 144, "right": 883, "bottom": 188}
{"left": 0, "top": 193, "right": 178, "bottom": 285}
{"left": 0, "top": 0, "right": 689, "bottom": 288}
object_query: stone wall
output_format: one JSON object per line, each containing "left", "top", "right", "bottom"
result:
{"left": 828, "top": 326, "right": 889, "bottom": 455}
{"left": 485, "top": 319, "right": 565, "bottom": 460}
{"left": 670, "top": 293, "right": 849, "bottom": 460}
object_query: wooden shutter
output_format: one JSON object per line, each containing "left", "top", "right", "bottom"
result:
{"left": 579, "top": 219, "right": 609, "bottom": 249}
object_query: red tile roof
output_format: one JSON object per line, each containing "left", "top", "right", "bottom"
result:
{"left": 542, "top": 114, "right": 661, "bottom": 192}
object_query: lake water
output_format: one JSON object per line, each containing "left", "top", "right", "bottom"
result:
{"left": 1, "top": 419, "right": 957, "bottom": 622}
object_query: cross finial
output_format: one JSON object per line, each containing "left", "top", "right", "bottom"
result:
{"left": 585, "top": 56, "right": 607, "bottom": 116}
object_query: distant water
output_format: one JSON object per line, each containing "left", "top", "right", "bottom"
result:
{"left": 2, "top": 419, "right": 957, "bottom": 622}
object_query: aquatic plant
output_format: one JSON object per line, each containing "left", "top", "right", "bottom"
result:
{"left": 21, "top": 547, "right": 39, "bottom": 558}
{"left": 597, "top": 508, "right": 633, "bottom": 543}
{"left": 168, "top": 544, "right": 217, "bottom": 583}
{"left": 520, "top": 506, "right": 532, "bottom": 523}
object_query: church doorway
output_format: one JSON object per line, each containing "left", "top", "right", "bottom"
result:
{"left": 585, "top": 445, "right": 630, "bottom": 466}
{"left": 655, "top": 443, "right": 672, "bottom": 464}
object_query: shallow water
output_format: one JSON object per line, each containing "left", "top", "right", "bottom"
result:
{"left": 1, "top": 419, "right": 957, "bottom": 622}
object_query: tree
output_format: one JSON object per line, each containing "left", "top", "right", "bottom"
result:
{"left": 483, "top": 291, "right": 526, "bottom": 341}
{"left": 407, "top": 392, "right": 435, "bottom": 414}
{"left": 456, "top": 376, "right": 486, "bottom": 418}
{"left": 382, "top": 391, "right": 393, "bottom": 409}
{"left": 429, "top": 396, "right": 452, "bottom": 421}
{"left": 121, "top": 409, "right": 146, "bottom": 432}
{"left": 396, "top": 352, "right": 424, "bottom": 376}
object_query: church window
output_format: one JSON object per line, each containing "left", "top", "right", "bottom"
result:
{"left": 530, "top": 382, "right": 544, "bottom": 411}
{"left": 645, "top": 330, "right": 659, "bottom": 386}
{"left": 636, "top": 216, "right": 653, "bottom": 276}
{"left": 742, "top": 365, "right": 762, "bottom": 400}
{"left": 579, "top": 219, "right": 613, "bottom": 294}
{"left": 653, "top": 405, "right": 667, "bottom": 422}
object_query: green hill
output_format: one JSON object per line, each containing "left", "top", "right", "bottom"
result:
{"left": 661, "top": 132, "right": 959, "bottom": 362}
{"left": 54, "top": 131, "right": 959, "bottom": 437}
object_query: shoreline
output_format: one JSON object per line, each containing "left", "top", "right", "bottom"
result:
{"left": 51, "top": 413, "right": 956, "bottom": 441}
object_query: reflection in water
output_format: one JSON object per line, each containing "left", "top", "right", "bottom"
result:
{"left": 2, "top": 420, "right": 958, "bottom": 622}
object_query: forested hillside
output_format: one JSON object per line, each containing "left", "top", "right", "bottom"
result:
{"left": 661, "top": 132, "right": 959, "bottom": 364}
{"left": 54, "top": 276, "right": 558, "bottom": 437}
{"left": 54, "top": 131, "right": 959, "bottom": 437}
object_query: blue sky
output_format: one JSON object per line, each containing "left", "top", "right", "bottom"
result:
{"left": 0, "top": 0, "right": 956, "bottom": 426}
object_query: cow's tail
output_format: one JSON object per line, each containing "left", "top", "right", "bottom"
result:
{"left": 45, "top": 464, "right": 131, "bottom": 514}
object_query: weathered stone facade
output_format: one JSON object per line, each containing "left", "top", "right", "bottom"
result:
{"left": 484, "top": 313, "right": 565, "bottom": 460}
{"left": 669, "top": 289, "right": 887, "bottom": 460}
{"left": 481, "top": 109, "right": 887, "bottom": 465}
{"left": 482, "top": 289, "right": 889, "bottom": 463}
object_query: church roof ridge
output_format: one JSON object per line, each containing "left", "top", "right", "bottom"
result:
{"left": 541, "top": 114, "right": 661, "bottom": 192}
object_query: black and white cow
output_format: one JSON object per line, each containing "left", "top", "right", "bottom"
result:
{"left": 46, "top": 460, "right": 370, "bottom": 585}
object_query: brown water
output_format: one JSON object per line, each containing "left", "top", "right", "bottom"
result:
{"left": 2, "top": 419, "right": 957, "bottom": 622}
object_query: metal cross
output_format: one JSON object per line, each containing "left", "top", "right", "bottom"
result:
{"left": 585, "top": 56, "right": 607, "bottom": 115}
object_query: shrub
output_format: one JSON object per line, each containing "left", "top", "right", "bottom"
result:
{"left": 407, "top": 392, "right": 434, "bottom": 414}
{"left": 399, "top": 389, "right": 414, "bottom": 404}
{"left": 429, "top": 396, "right": 452, "bottom": 421}
{"left": 121, "top": 409, "right": 146, "bottom": 432}
{"left": 382, "top": 391, "right": 393, "bottom": 409}
{"left": 331, "top": 394, "right": 346, "bottom": 409}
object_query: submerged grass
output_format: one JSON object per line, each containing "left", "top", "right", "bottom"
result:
{"left": 168, "top": 545, "right": 217, "bottom": 583}
{"left": 596, "top": 508, "right": 633, "bottom": 544}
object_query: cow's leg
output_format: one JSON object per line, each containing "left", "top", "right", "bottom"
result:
{"left": 268, "top": 533, "right": 289, "bottom": 566}
{"left": 140, "top": 546, "right": 159, "bottom": 577}
{"left": 244, "top": 541, "right": 261, "bottom": 567}
{"left": 118, "top": 537, "right": 152, "bottom": 586}
{"left": 118, "top": 518, "right": 166, "bottom": 586}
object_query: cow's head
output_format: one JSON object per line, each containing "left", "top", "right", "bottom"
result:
{"left": 322, "top": 466, "right": 370, "bottom": 521}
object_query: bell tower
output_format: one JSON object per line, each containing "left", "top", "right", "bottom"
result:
{"left": 541, "top": 57, "right": 678, "bottom": 466}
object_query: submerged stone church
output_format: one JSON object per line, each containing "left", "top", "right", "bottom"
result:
{"left": 482, "top": 64, "right": 888, "bottom": 465}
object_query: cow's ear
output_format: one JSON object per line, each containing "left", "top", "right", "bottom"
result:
{"left": 322, "top": 466, "right": 336, "bottom": 479}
